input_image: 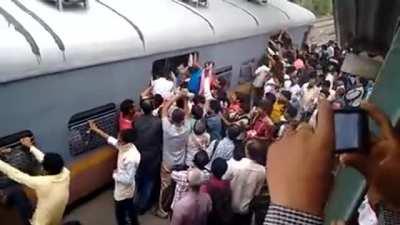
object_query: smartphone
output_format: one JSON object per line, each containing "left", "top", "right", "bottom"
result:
{"left": 334, "top": 108, "right": 369, "bottom": 154}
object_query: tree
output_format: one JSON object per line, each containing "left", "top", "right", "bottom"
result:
{"left": 294, "top": 0, "right": 333, "bottom": 17}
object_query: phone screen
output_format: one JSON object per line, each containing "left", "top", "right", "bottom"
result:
{"left": 334, "top": 109, "right": 368, "bottom": 153}
{"left": 335, "top": 113, "right": 361, "bottom": 151}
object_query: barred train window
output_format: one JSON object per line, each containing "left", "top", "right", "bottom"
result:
{"left": 68, "top": 103, "right": 117, "bottom": 156}
{"left": 0, "top": 130, "right": 41, "bottom": 187}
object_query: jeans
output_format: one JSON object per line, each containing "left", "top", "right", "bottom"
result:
{"left": 135, "top": 173, "right": 156, "bottom": 213}
{"left": 115, "top": 198, "right": 139, "bottom": 225}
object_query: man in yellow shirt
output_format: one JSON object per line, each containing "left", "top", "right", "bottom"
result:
{"left": 270, "top": 90, "right": 291, "bottom": 124}
{"left": 0, "top": 137, "right": 70, "bottom": 225}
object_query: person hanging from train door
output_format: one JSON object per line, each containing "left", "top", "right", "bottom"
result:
{"left": 0, "top": 137, "right": 70, "bottom": 225}
{"left": 88, "top": 121, "right": 141, "bottom": 225}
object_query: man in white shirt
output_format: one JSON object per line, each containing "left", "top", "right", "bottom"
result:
{"left": 152, "top": 74, "right": 175, "bottom": 99}
{"left": 89, "top": 121, "right": 141, "bottom": 225}
{"left": 229, "top": 140, "right": 266, "bottom": 225}
{"left": 301, "top": 77, "right": 319, "bottom": 115}
{"left": 156, "top": 92, "right": 191, "bottom": 218}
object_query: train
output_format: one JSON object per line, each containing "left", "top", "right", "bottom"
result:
{"left": 0, "top": 1, "right": 314, "bottom": 204}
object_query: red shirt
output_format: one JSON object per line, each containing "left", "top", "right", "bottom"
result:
{"left": 119, "top": 113, "right": 133, "bottom": 131}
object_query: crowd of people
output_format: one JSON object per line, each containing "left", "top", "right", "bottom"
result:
{"left": 0, "top": 31, "right": 399, "bottom": 225}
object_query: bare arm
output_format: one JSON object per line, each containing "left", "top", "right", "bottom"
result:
{"left": 20, "top": 137, "right": 44, "bottom": 163}
{"left": 88, "top": 120, "right": 111, "bottom": 140}
{"left": 0, "top": 159, "right": 41, "bottom": 189}
{"left": 220, "top": 112, "right": 232, "bottom": 126}
{"left": 140, "top": 85, "right": 153, "bottom": 100}
{"left": 161, "top": 93, "right": 182, "bottom": 118}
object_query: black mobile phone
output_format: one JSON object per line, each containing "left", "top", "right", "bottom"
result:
{"left": 334, "top": 108, "right": 369, "bottom": 154}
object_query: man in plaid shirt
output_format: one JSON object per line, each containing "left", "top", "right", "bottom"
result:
{"left": 263, "top": 101, "right": 400, "bottom": 225}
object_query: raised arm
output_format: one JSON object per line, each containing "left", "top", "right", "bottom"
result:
{"left": 0, "top": 159, "right": 41, "bottom": 190}
{"left": 140, "top": 85, "right": 153, "bottom": 101}
{"left": 89, "top": 120, "right": 119, "bottom": 147}
{"left": 20, "top": 137, "right": 44, "bottom": 163}
{"left": 88, "top": 120, "right": 110, "bottom": 139}
{"left": 161, "top": 93, "right": 182, "bottom": 118}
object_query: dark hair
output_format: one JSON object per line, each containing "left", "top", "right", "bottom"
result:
{"left": 211, "top": 158, "right": 228, "bottom": 179}
{"left": 320, "top": 89, "right": 330, "bottom": 98}
{"left": 120, "top": 128, "right": 137, "bottom": 143}
{"left": 140, "top": 99, "right": 154, "bottom": 115}
{"left": 193, "top": 120, "right": 207, "bottom": 135}
{"left": 286, "top": 66, "right": 297, "bottom": 75}
{"left": 322, "top": 80, "right": 331, "bottom": 89}
{"left": 42, "top": 153, "right": 64, "bottom": 175}
{"left": 193, "top": 150, "right": 209, "bottom": 170}
{"left": 258, "top": 99, "right": 273, "bottom": 115}
{"left": 233, "top": 142, "right": 246, "bottom": 161}
{"left": 193, "top": 95, "right": 206, "bottom": 106}
{"left": 246, "top": 140, "right": 266, "bottom": 165}
{"left": 285, "top": 104, "right": 298, "bottom": 120}
{"left": 153, "top": 94, "right": 164, "bottom": 108}
{"left": 176, "top": 98, "right": 185, "bottom": 109}
{"left": 191, "top": 105, "right": 204, "bottom": 120}
{"left": 227, "top": 125, "right": 241, "bottom": 141}
{"left": 280, "top": 90, "right": 292, "bottom": 101}
{"left": 209, "top": 100, "right": 221, "bottom": 113}
{"left": 171, "top": 108, "right": 185, "bottom": 124}
{"left": 264, "top": 92, "right": 276, "bottom": 104}
{"left": 120, "top": 99, "right": 134, "bottom": 116}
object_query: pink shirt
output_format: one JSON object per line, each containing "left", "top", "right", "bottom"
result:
{"left": 294, "top": 59, "right": 305, "bottom": 70}
{"left": 119, "top": 114, "right": 133, "bottom": 131}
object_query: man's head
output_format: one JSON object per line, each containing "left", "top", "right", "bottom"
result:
{"left": 187, "top": 168, "right": 203, "bottom": 191}
{"left": 258, "top": 99, "right": 274, "bottom": 115}
{"left": 193, "top": 150, "right": 209, "bottom": 170}
{"left": 233, "top": 142, "right": 246, "bottom": 161}
{"left": 245, "top": 140, "right": 266, "bottom": 165}
{"left": 319, "top": 89, "right": 330, "bottom": 101}
{"left": 120, "top": 99, "right": 135, "bottom": 117}
{"left": 284, "top": 104, "right": 298, "bottom": 121}
{"left": 119, "top": 128, "right": 137, "bottom": 144}
{"left": 193, "top": 95, "right": 206, "bottom": 106}
{"left": 264, "top": 93, "right": 277, "bottom": 104}
{"left": 227, "top": 125, "right": 241, "bottom": 141}
{"left": 140, "top": 99, "right": 154, "bottom": 115}
{"left": 321, "top": 80, "right": 331, "bottom": 91}
{"left": 191, "top": 105, "right": 204, "bottom": 120}
{"left": 153, "top": 94, "right": 164, "bottom": 109}
{"left": 208, "top": 100, "right": 221, "bottom": 114}
{"left": 193, "top": 120, "right": 207, "bottom": 136}
{"left": 42, "top": 153, "right": 64, "bottom": 175}
{"left": 211, "top": 158, "right": 228, "bottom": 179}
{"left": 279, "top": 90, "right": 292, "bottom": 103}
{"left": 171, "top": 108, "right": 185, "bottom": 125}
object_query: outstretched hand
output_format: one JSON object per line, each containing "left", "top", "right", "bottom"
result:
{"left": 20, "top": 137, "right": 33, "bottom": 149}
{"left": 266, "top": 100, "right": 334, "bottom": 216}
{"left": 88, "top": 120, "right": 98, "bottom": 131}
{"left": 341, "top": 102, "right": 400, "bottom": 210}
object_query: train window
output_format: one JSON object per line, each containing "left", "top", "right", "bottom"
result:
{"left": 215, "top": 65, "right": 233, "bottom": 89}
{"left": 0, "top": 130, "right": 41, "bottom": 186}
{"left": 152, "top": 52, "right": 199, "bottom": 79}
{"left": 68, "top": 103, "right": 118, "bottom": 156}
{"left": 239, "top": 58, "right": 256, "bottom": 83}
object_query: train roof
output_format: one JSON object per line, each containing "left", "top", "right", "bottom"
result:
{"left": 0, "top": 0, "right": 315, "bottom": 83}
